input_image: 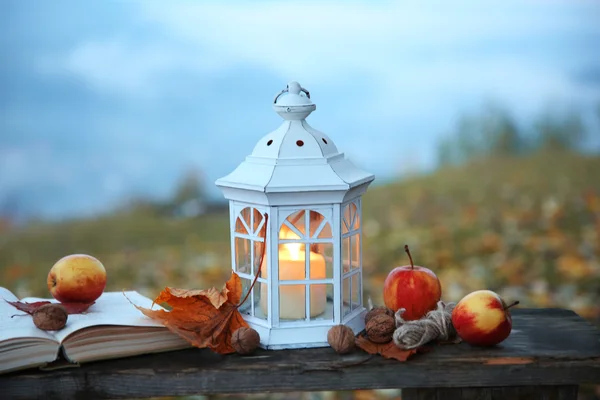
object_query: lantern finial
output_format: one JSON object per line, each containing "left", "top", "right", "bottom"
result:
{"left": 273, "top": 81, "right": 316, "bottom": 121}
{"left": 287, "top": 81, "right": 302, "bottom": 95}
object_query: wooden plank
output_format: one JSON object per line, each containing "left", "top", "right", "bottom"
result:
{"left": 0, "top": 309, "right": 598, "bottom": 400}
{"left": 401, "top": 388, "right": 437, "bottom": 400}
{"left": 556, "top": 386, "right": 579, "bottom": 400}
{"left": 489, "top": 385, "right": 578, "bottom": 400}
{"left": 403, "top": 386, "right": 578, "bottom": 400}
{"left": 491, "top": 386, "right": 536, "bottom": 399}
{"left": 1, "top": 350, "right": 597, "bottom": 399}
{"left": 434, "top": 388, "right": 464, "bottom": 400}
{"left": 460, "top": 388, "right": 492, "bottom": 400}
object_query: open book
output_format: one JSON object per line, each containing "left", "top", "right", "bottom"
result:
{"left": 0, "top": 287, "right": 191, "bottom": 375}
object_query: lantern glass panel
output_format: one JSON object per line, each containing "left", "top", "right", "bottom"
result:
{"left": 342, "top": 202, "right": 358, "bottom": 234}
{"left": 353, "top": 202, "right": 361, "bottom": 230}
{"left": 254, "top": 281, "right": 267, "bottom": 320}
{"left": 342, "top": 236, "right": 350, "bottom": 274}
{"left": 316, "top": 224, "right": 332, "bottom": 239}
{"left": 273, "top": 209, "right": 334, "bottom": 322}
{"left": 281, "top": 210, "right": 305, "bottom": 239}
{"left": 235, "top": 237, "right": 251, "bottom": 275}
{"left": 343, "top": 276, "right": 351, "bottom": 316}
{"left": 279, "top": 284, "right": 306, "bottom": 320}
{"left": 277, "top": 243, "right": 303, "bottom": 280}
{"left": 350, "top": 234, "right": 360, "bottom": 270}
{"left": 239, "top": 277, "right": 268, "bottom": 321}
{"left": 310, "top": 284, "right": 333, "bottom": 321}
{"left": 309, "top": 211, "right": 331, "bottom": 238}
{"left": 316, "top": 242, "right": 334, "bottom": 279}
{"left": 275, "top": 243, "right": 327, "bottom": 280}
{"left": 236, "top": 208, "right": 251, "bottom": 234}
{"left": 254, "top": 240, "right": 265, "bottom": 274}
{"left": 235, "top": 217, "right": 248, "bottom": 234}
{"left": 234, "top": 206, "right": 267, "bottom": 321}
{"left": 351, "top": 273, "right": 361, "bottom": 311}
{"left": 327, "top": 283, "right": 334, "bottom": 317}
{"left": 236, "top": 207, "right": 267, "bottom": 275}
{"left": 252, "top": 208, "right": 265, "bottom": 233}
{"left": 239, "top": 277, "right": 252, "bottom": 316}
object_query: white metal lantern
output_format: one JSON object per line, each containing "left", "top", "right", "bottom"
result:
{"left": 216, "top": 81, "right": 375, "bottom": 349}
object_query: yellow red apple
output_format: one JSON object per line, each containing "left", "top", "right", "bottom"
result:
{"left": 47, "top": 254, "right": 107, "bottom": 303}
{"left": 451, "top": 290, "right": 519, "bottom": 346}
{"left": 383, "top": 245, "right": 442, "bottom": 320}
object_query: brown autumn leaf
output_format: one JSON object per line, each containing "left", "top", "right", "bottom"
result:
{"left": 7, "top": 300, "right": 94, "bottom": 314}
{"left": 355, "top": 334, "right": 419, "bottom": 361}
{"left": 132, "top": 271, "right": 249, "bottom": 354}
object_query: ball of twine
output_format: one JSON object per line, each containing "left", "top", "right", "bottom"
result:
{"left": 392, "top": 301, "right": 456, "bottom": 350}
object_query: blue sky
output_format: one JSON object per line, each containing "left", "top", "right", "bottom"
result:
{"left": 1, "top": 0, "right": 600, "bottom": 219}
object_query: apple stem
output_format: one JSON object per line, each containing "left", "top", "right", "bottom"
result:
{"left": 504, "top": 300, "right": 520, "bottom": 310}
{"left": 405, "top": 245, "right": 414, "bottom": 270}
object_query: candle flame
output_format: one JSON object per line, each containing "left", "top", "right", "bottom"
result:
{"left": 280, "top": 224, "right": 304, "bottom": 261}
{"left": 284, "top": 242, "right": 302, "bottom": 261}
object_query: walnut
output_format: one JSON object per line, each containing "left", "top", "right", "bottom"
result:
{"left": 232, "top": 327, "right": 260, "bottom": 355}
{"left": 327, "top": 325, "right": 355, "bottom": 354}
{"left": 33, "top": 304, "right": 68, "bottom": 331}
{"left": 364, "top": 306, "right": 394, "bottom": 324}
{"left": 365, "top": 314, "right": 395, "bottom": 344}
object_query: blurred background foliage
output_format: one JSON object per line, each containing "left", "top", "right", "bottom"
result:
{"left": 2, "top": 102, "right": 599, "bottom": 323}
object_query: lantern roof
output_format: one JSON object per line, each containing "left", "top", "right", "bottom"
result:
{"left": 216, "top": 81, "right": 374, "bottom": 201}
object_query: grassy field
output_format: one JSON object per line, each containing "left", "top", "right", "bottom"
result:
{"left": 1, "top": 149, "right": 599, "bottom": 326}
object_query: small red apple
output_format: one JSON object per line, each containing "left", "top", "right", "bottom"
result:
{"left": 47, "top": 254, "right": 107, "bottom": 303}
{"left": 451, "top": 290, "right": 519, "bottom": 346}
{"left": 383, "top": 245, "right": 442, "bottom": 320}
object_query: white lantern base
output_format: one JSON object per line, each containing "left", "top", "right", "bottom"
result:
{"left": 243, "top": 307, "right": 367, "bottom": 350}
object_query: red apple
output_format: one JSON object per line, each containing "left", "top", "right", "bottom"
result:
{"left": 451, "top": 290, "right": 519, "bottom": 346}
{"left": 383, "top": 245, "right": 442, "bottom": 320}
{"left": 47, "top": 254, "right": 107, "bottom": 303}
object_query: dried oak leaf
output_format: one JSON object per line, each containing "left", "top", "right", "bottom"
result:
{"left": 133, "top": 271, "right": 249, "bottom": 355}
{"left": 7, "top": 300, "right": 94, "bottom": 315}
{"left": 355, "top": 334, "right": 419, "bottom": 362}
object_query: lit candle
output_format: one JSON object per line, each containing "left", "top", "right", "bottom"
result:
{"left": 260, "top": 241, "right": 326, "bottom": 320}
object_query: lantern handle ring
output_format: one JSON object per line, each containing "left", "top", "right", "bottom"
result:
{"left": 273, "top": 83, "right": 310, "bottom": 104}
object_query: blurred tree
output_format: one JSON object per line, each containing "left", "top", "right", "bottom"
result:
{"left": 0, "top": 191, "right": 25, "bottom": 226}
{"left": 481, "top": 104, "right": 523, "bottom": 156}
{"left": 437, "top": 115, "right": 480, "bottom": 166}
{"left": 172, "top": 169, "right": 206, "bottom": 205}
{"left": 455, "top": 115, "right": 485, "bottom": 162}
{"left": 437, "top": 102, "right": 587, "bottom": 167}
{"left": 534, "top": 106, "right": 585, "bottom": 152}
{"left": 117, "top": 168, "right": 209, "bottom": 218}
{"left": 169, "top": 169, "right": 208, "bottom": 218}
{"left": 436, "top": 137, "right": 456, "bottom": 166}
{"left": 437, "top": 103, "right": 526, "bottom": 166}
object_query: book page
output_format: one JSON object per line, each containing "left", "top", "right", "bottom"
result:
{"left": 0, "top": 287, "right": 57, "bottom": 344}
{"left": 20, "top": 291, "right": 170, "bottom": 344}
{"left": 63, "top": 327, "right": 191, "bottom": 363}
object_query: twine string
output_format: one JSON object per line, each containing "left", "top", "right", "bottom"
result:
{"left": 392, "top": 301, "right": 456, "bottom": 350}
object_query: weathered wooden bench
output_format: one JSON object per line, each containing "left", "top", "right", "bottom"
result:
{"left": 2, "top": 308, "right": 599, "bottom": 400}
